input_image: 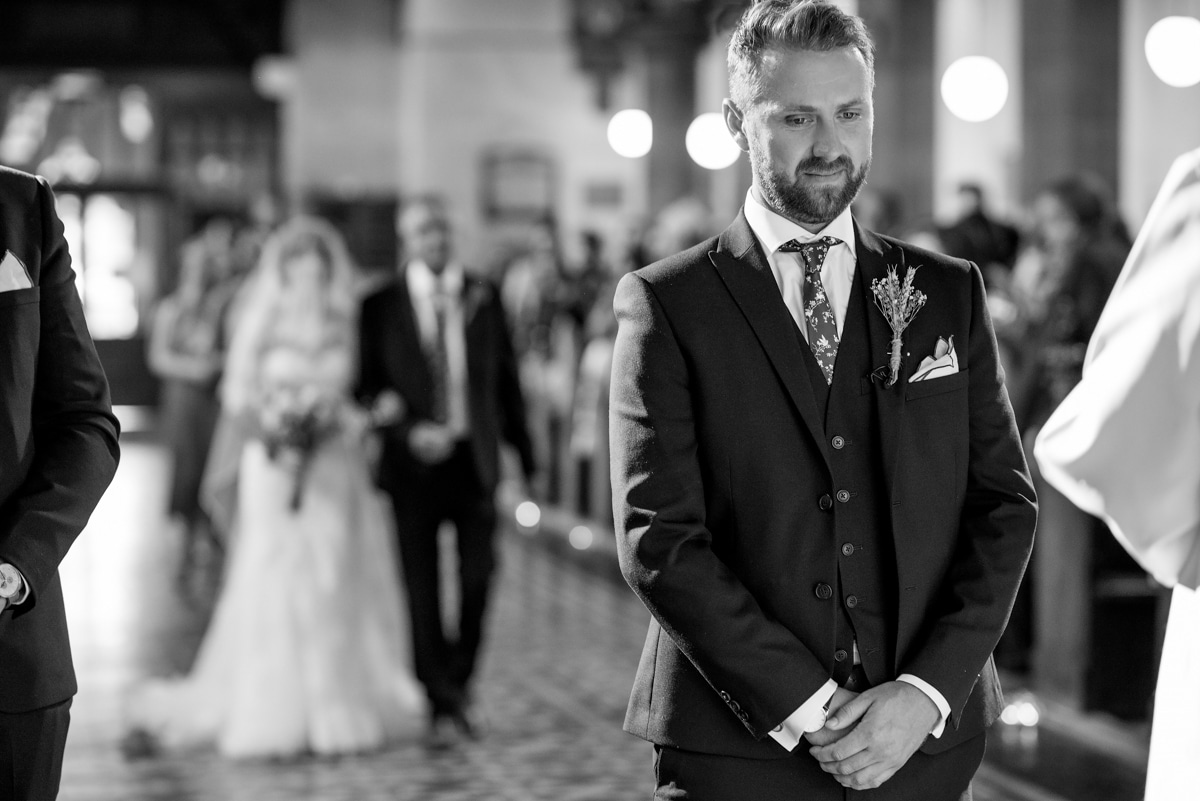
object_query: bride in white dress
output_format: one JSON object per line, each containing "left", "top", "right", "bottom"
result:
{"left": 126, "top": 216, "right": 423, "bottom": 758}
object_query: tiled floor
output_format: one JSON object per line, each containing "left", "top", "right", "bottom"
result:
{"left": 54, "top": 440, "right": 1149, "bottom": 800}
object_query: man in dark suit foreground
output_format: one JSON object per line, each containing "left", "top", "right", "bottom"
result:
{"left": 0, "top": 165, "right": 120, "bottom": 799}
{"left": 608, "top": 2, "right": 1036, "bottom": 798}
{"left": 358, "top": 198, "right": 535, "bottom": 746}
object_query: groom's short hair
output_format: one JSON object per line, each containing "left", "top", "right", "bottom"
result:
{"left": 727, "top": 0, "right": 876, "bottom": 109}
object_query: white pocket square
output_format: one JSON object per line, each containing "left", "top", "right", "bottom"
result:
{"left": 910, "top": 335, "right": 959, "bottom": 381}
{"left": 0, "top": 250, "right": 32, "bottom": 292}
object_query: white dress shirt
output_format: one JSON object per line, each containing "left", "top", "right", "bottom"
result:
{"left": 406, "top": 260, "right": 470, "bottom": 439}
{"left": 742, "top": 190, "right": 950, "bottom": 751}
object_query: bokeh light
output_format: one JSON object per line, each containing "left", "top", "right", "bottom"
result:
{"left": 568, "top": 526, "right": 594, "bottom": 550}
{"left": 515, "top": 501, "right": 541, "bottom": 529}
{"left": 940, "top": 56, "right": 1009, "bottom": 122}
{"left": 1145, "top": 16, "right": 1200, "bottom": 87}
{"left": 686, "top": 112, "right": 740, "bottom": 170}
{"left": 607, "top": 109, "right": 653, "bottom": 158}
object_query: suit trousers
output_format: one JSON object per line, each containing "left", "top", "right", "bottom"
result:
{"left": 0, "top": 699, "right": 70, "bottom": 801}
{"left": 653, "top": 730, "right": 983, "bottom": 801}
{"left": 384, "top": 442, "right": 497, "bottom": 715}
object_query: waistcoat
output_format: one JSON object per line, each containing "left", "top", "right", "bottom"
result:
{"left": 797, "top": 266, "right": 899, "bottom": 686}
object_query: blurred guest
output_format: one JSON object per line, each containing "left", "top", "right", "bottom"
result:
{"left": 500, "top": 218, "right": 563, "bottom": 360}
{"left": 0, "top": 165, "right": 120, "bottom": 801}
{"left": 127, "top": 217, "right": 423, "bottom": 759}
{"left": 938, "top": 182, "right": 1019, "bottom": 288}
{"left": 358, "top": 198, "right": 536, "bottom": 747}
{"left": 1005, "top": 174, "right": 1128, "bottom": 428}
{"left": 558, "top": 229, "right": 609, "bottom": 334}
{"left": 501, "top": 219, "right": 578, "bottom": 501}
{"left": 992, "top": 174, "right": 1128, "bottom": 671}
{"left": 1034, "top": 147, "right": 1200, "bottom": 801}
{"left": 147, "top": 238, "right": 229, "bottom": 571}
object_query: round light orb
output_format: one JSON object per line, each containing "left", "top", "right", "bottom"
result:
{"left": 1017, "top": 701, "right": 1040, "bottom": 727}
{"left": 940, "top": 56, "right": 1009, "bottom": 122}
{"left": 686, "top": 112, "right": 740, "bottom": 170}
{"left": 568, "top": 525, "right": 594, "bottom": 550}
{"left": 1000, "top": 703, "right": 1021, "bottom": 726}
{"left": 607, "top": 109, "right": 653, "bottom": 159}
{"left": 119, "top": 86, "right": 154, "bottom": 144}
{"left": 1145, "top": 16, "right": 1200, "bottom": 88}
{"left": 515, "top": 500, "right": 541, "bottom": 529}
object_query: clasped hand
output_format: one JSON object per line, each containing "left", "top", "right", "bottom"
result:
{"left": 805, "top": 681, "right": 939, "bottom": 791}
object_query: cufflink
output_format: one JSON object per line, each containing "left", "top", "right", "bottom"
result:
{"left": 0, "top": 564, "right": 23, "bottom": 601}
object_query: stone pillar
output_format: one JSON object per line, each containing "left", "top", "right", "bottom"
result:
{"left": 282, "top": 0, "right": 401, "bottom": 198}
{"left": 859, "top": 0, "right": 938, "bottom": 228}
{"left": 930, "top": 0, "right": 1022, "bottom": 221}
{"left": 1020, "top": 0, "right": 1121, "bottom": 202}
{"left": 1119, "top": 0, "right": 1200, "bottom": 229}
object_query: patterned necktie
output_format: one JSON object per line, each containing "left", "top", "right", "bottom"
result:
{"left": 779, "top": 235, "right": 841, "bottom": 384}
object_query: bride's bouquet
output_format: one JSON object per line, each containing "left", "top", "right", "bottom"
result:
{"left": 258, "top": 384, "right": 341, "bottom": 511}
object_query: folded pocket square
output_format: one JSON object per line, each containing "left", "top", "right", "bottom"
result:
{"left": 0, "top": 250, "right": 32, "bottom": 292}
{"left": 910, "top": 335, "right": 959, "bottom": 381}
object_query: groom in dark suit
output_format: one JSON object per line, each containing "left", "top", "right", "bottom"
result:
{"left": 0, "top": 166, "right": 120, "bottom": 799}
{"left": 609, "top": 2, "right": 1036, "bottom": 798}
{"left": 358, "top": 197, "right": 535, "bottom": 744}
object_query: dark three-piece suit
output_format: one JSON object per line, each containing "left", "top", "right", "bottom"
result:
{"left": 610, "top": 212, "right": 1037, "bottom": 798}
{"left": 0, "top": 166, "right": 120, "bottom": 797}
{"left": 358, "top": 268, "right": 534, "bottom": 716}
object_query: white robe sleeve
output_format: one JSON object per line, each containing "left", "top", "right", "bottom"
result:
{"left": 1034, "top": 147, "right": 1200, "bottom": 590}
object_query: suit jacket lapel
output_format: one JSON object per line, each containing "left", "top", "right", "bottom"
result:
{"left": 855, "top": 222, "right": 907, "bottom": 496}
{"left": 709, "top": 212, "right": 831, "bottom": 468}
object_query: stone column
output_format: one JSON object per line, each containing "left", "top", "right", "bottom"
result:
{"left": 1020, "top": 0, "right": 1121, "bottom": 202}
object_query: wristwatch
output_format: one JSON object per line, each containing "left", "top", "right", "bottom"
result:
{"left": 0, "top": 564, "right": 24, "bottom": 602}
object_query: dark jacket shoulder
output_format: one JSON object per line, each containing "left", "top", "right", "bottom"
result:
{"left": 0, "top": 165, "right": 46, "bottom": 205}
{"left": 633, "top": 234, "right": 723, "bottom": 288}
{"left": 874, "top": 231, "right": 976, "bottom": 279}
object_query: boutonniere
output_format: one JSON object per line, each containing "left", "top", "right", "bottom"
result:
{"left": 870, "top": 265, "right": 927, "bottom": 387}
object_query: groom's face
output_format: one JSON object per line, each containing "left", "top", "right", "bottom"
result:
{"left": 724, "top": 45, "right": 873, "bottom": 232}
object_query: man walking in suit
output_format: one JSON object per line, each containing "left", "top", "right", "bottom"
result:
{"left": 609, "top": 2, "right": 1036, "bottom": 798}
{"left": 358, "top": 197, "right": 535, "bottom": 746}
{"left": 0, "top": 165, "right": 120, "bottom": 799}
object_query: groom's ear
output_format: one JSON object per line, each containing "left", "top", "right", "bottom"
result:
{"left": 723, "top": 99, "right": 751, "bottom": 154}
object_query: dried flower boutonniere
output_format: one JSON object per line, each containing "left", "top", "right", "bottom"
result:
{"left": 870, "top": 266, "right": 927, "bottom": 387}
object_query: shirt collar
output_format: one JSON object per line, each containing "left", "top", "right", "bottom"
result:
{"left": 407, "top": 259, "right": 464, "bottom": 296}
{"left": 743, "top": 188, "right": 857, "bottom": 259}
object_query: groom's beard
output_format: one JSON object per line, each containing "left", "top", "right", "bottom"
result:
{"left": 756, "top": 153, "right": 871, "bottom": 227}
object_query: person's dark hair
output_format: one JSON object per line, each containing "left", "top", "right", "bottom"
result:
{"left": 1042, "top": 173, "right": 1124, "bottom": 240}
{"left": 727, "top": 0, "right": 875, "bottom": 108}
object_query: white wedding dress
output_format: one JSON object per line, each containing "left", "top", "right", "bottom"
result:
{"left": 128, "top": 340, "right": 424, "bottom": 758}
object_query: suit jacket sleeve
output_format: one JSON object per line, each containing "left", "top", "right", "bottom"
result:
{"left": 0, "top": 176, "right": 120, "bottom": 616}
{"left": 610, "top": 272, "right": 831, "bottom": 738}
{"left": 900, "top": 264, "right": 1036, "bottom": 720}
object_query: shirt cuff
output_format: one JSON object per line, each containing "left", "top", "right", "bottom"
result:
{"left": 4, "top": 566, "right": 30, "bottom": 606}
{"left": 897, "top": 673, "right": 950, "bottom": 738}
{"left": 767, "top": 679, "right": 837, "bottom": 751}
